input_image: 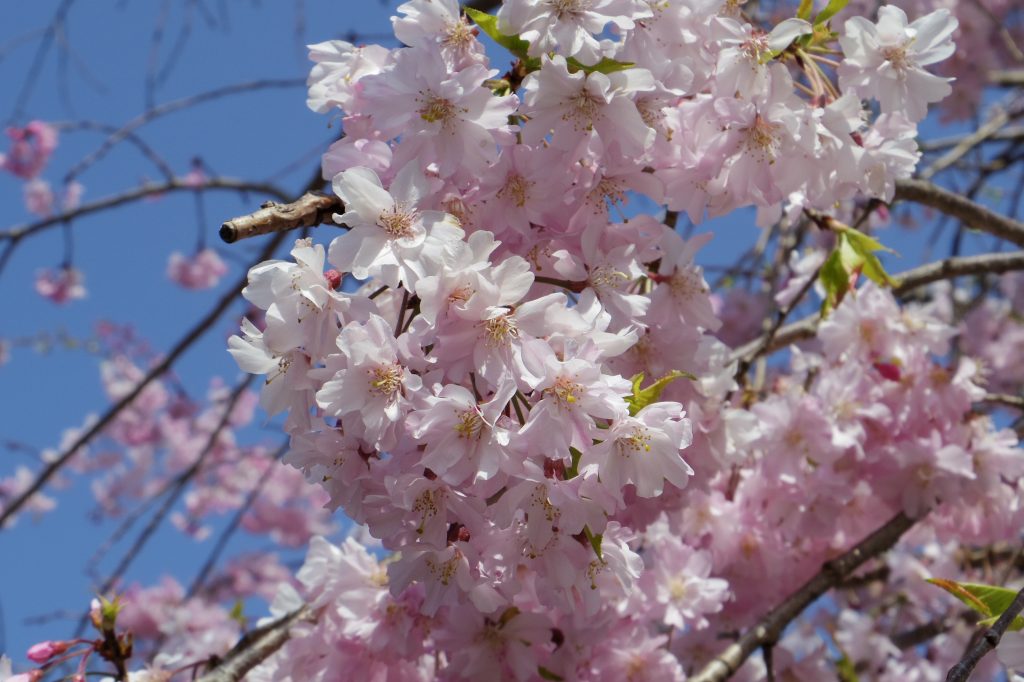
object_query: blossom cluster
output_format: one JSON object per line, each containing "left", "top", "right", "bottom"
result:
{"left": 212, "top": 1, "right": 1024, "bottom": 680}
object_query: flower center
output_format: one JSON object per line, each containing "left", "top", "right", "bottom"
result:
{"left": 376, "top": 205, "right": 416, "bottom": 239}
{"left": 483, "top": 314, "right": 519, "bottom": 346}
{"left": 368, "top": 363, "right": 403, "bottom": 397}
{"left": 454, "top": 408, "right": 484, "bottom": 440}
{"left": 563, "top": 88, "right": 603, "bottom": 130}
{"left": 548, "top": 0, "right": 592, "bottom": 18}
{"left": 589, "top": 264, "right": 630, "bottom": 291}
{"left": 617, "top": 426, "right": 652, "bottom": 457}
{"left": 668, "top": 267, "right": 707, "bottom": 302}
{"left": 419, "top": 93, "right": 456, "bottom": 124}
{"left": 744, "top": 114, "right": 780, "bottom": 163}
{"left": 881, "top": 43, "right": 913, "bottom": 74}
{"left": 498, "top": 172, "right": 533, "bottom": 208}
{"left": 547, "top": 375, "right": 583, "bottom": 408}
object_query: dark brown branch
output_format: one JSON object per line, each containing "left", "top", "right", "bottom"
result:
{"left": 0, "top": 229, "right": 287, "bottom": 530}
{"left": 463, "top": 0, "right": 501, "bottom": 10}
{"left": 194, "top": 604, "right": 314, "bottom": 682}
{"left": 946, "top": 586, "right": 1024, "bottom": 682}
{"left": 220, "top": 192, "right": 342, "bottom": 243}
{"left": 893, "top": 178, "right": 1024, "bottom": 249}
{"left": 689, "top": 512, "right": 916, "bottom": 682}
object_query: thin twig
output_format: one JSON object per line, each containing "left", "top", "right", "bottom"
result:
{"left": 0, "top": 176, "right": 290, "bottom": 244}
{"left": 0, "top": 229, "right": 287, "bottom": 530}
{"left": 688, "top": 512, "right": 916, "bottom": 682}
{"left": 63, "top": 78, "right": 304, "bottom": 182}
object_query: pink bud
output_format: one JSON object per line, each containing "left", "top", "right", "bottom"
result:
{"left": 873, "top": 362, "right": 901, "bottom": 382}
{"left": 26, "top": 640, "right": 68, "bottom": 663}
{"left": 324, "top": 269, "right": 343, "bottom": 290}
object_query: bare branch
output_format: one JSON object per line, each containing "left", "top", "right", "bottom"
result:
{"left": 63, "top": 78, "right": 304, "bottom": 182}
{"left": 194, "top": 604, "right": 314, "bottom": 682}
{"left": 946, "top": 586, "right": 1024, "bottom": 682}
{"left": 920, "top": 126, "right": 1024, "bottom": 153}
{"left": 0, "top": 229, "right": 288, "bottom": 530}
{"left": 0, "top": 176, "right": 291, "bottom": 246}
{"left": 689, "top": 512, "right": 916, "bottom": 682}
{"left": 220, "top": 192, "right": 342, "bottom": 243}
{"left": 893, "top": 178, "right": 1024, "bottom": 248}
{"left": 919, "top": 107, "right": 1018, "bottom": 180}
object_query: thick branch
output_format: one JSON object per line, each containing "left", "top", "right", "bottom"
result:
{"left": 688, "top": 512, "right": 916, "bottom": 682}
{"left": 220, "top": 192, "right": 342, "bottom": 243}
{"left": 194, "top": 604, "right": 314, "bottom": 682}
{"left": 946, "top": 586, "right": 1024, "bottom": 682}
{"left": 893, "top": 178, "right": 1024, "bottom": 249}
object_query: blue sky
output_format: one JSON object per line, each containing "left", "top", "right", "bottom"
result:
{"left": 0, "top": 0, "right": 1009, "bottom": 671}
{"left": 0, "top": 0, "right": 408, "bottom": 663}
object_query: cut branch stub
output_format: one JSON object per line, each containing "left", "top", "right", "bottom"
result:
{"left": 220, "top": 191, "right": 344, "bottom": 243}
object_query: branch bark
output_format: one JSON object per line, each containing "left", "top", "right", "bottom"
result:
{"left": 194, "top": 604, "right": 314, "bottom": 682}
{"left": 688, "top": 512, "right": 917, "bottom": 682}
{"left": 220, "top": 191, "right": 343, "bottom": 243}
{"left": 946, "top": 586, "right": 1024, "bottom": 682}
{"left": 990, "top": 69, "right": 1024, "bottom": 87}
{"left": 893, "top": 178, "right": 1024, "bottom": 249}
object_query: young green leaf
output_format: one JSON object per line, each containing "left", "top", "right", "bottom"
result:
{"left": 627, "top": 370, "right": 694, "bottom": 416}
{"left": 464, "top": 7, "right": 532, "bottom": 62}
{"left": 818, "top": 247, "right": 848, "bottom": 314}
{"left": 797, "top": 0, "right": 814, "bottom": 21}
{"left": 815, "top": 0, "right": 850, "bottom": 25}
{"left": 927, "top": 578, "right": 1024, "bottom": 631}
{"left": 566, "top": 55, "right": 636, "bottom": 74}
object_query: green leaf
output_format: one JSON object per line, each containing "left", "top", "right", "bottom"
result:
{"left": 927, "top": 579, "right": 1024, "bottom": 631}
{"left": 565, "top": 446, "right": 583, "bottom": 479}
{"left": 538, "top": 666, "right": 565, "bottom": 681}
{"left": 839, "top": 227, "right": 898, "bottom": 288}
{"left": 814, "top": 0, "right": 849, "bottom": 25}
{"left": 818, "top": 247, "right": 848, "bottom": 315}
{"left": 797, "top": 0, "right": 814, "bottom": 20}
{"left": 836, "top": 654, "right": 860, "bottom": 682}
{"left": 584, "top": 526, "right": 603, "bottom": 560}
{"left": 229, "top": 600, "right": 247, "bottom": 628}
{"left": 566, "top": 55, "right": 636, "bottom": 74}
{"left": 627, "top": 370, "right": 694, "bottom": 416}
{"left": 464, "top": 7, "right": 532, "bottom": 62}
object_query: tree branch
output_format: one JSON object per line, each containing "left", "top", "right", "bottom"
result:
{"left": 0, "top": 176, "right": 291, "bottom": 244}
{"left": 688, "top": 512, "right": 916, "bottom": 682}
{"left": 219, "top": 192, "right": 342, "bottom": 243}
{"left": 194, "top": 604, "right": 314, "bottom": 682}
{"left": 990, "top": 69, "right": 1024, "bottom": 87}
{"left": 0, "top": 229, "right": 287, "bottom": 530}
{"left": 893, "top": 178, "right": 1024, "bottom": 249}
{"left": 946, "top": 586, "right": 1024, "bottom": 682}
{"left": 729, "top": 250, "right": 1024, "bottom": 365}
